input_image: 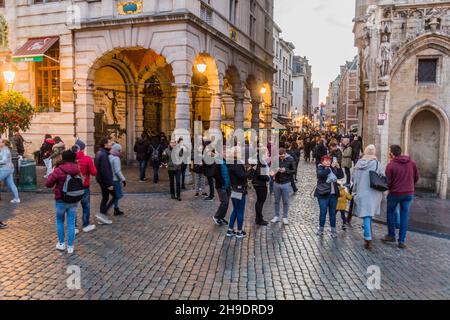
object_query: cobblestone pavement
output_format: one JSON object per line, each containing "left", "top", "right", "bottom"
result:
{"left": 1, "top": 162, "right": 450, "bottom": 300}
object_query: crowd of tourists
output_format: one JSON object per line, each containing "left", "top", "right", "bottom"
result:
{"left": 0, "top": 128, "right": 420, "bottom": 254}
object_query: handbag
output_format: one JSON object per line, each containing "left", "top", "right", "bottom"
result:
{"left": 369, "top": 161, "right": 389, "bottom": 192}
{"left": 316, "top": 182, "right": 331, "bottom": 196}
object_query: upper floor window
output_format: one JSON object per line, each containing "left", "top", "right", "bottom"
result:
{"left": 34, "top": 0, "right": 59, "bottom": 3}
{"left": 249, "top": 0, "right": 256, "bottom": 40}
{"left": 200, "top": 2, "right": 213, "bottom": 25}
{"left": 418, "top": 58, "right": 438, "bottom": 83}
{"left": 0, "top": 0, "right": 4, "bottom": 8}
{"left": 229, "top": 0, "right": 238, "bottom": 25}
{"left": 35, "top": 41, "right": 61, "bottom": 112}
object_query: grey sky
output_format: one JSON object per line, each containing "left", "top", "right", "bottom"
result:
{"left": 274, "top": 0, "right": 357, "bottom": 103}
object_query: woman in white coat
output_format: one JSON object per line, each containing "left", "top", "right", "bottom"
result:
{"left": 352, "top": 145, "right": 384, "bottom": 251}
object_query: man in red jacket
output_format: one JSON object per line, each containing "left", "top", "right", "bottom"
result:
{"left": 382, "top": 145, "right": 420, "bottom": 249}
{"left": 75, "top": 139, "right": 97, "bottom": 233}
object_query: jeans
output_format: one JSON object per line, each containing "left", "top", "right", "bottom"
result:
{"left": 318, "top": 195, "right": 338, "bottom": 229}
{"left": 337, "top": 210, "right": 347, "bottom": 224}
{"left": 215, "top": 188, "right": 231, "bottom": 220}
{"left": 168, "top": 170, "right": 181, "bottom": 198}
{"left": 0, "top": 168, "right": 19, "bottom": 200}
{"left": 274, "top": 182, "right": 290, "bottom": 218}
{"left": 139, "top": 160, "right": 148, "bottom": 181}
{"left": 269, "top": 176, "right": 274, "bottom": 193}
{"left": 113, "top": 181, "right": 124, "bottom": 209}
{"left": 194, "top": 173, "right": 205, "bottom": 193}
{"left": 206, "top": 176, "right": 215, "bottom": 198}
{"left": 290, "top": 176, "right": 298, "bottom": 192}
{"left": 254, "top": 185, "right": 268, "bottom": 222}
{"left": 229, "top": 195, "right": 247, "bottom": 231}
{"left": 152, "top": 163, "right": 160, "bottom": 183}
{"left": 55, "top": 201, "right": 78, "bottom": 247}
{"left": 43, "top": 157, "right": 53, "bottom": 176}
{"left": 181, "top": 164, "right": 187, "bottom": 188}
{"left": 100, "top": 184, "right": 118, "bottom": 215}
{"left": 387, "top": 194, "right": 414, "bottom": 244}
{"left": 80, "top": 188, "right": 91, "bottom": 228}
{"left": 363, "top": 216, "right": 373, "bottom": 241}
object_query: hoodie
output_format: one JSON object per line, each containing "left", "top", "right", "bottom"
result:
{"left": 385, "top": 156, "right": 419, "bottom": 196}
{"left": 45, "top": 162, "right": 81, "bottom": 200}
{"left": 76, "top": 151, "right": 97, "bottom": 188}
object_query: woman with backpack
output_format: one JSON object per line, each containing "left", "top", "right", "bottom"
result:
{"left": 352, "top": 145, "right": 385, "bottom": 251}
{"left": 45, "top": 149, "right": 82, "bottom": 255}
{"left": 0, "top": 139, "right": 21, "bottom": 204}
{"left": 148, "top": 136, "right": 162, "bottom": 184}
{"left": 109, "top": 143, "right": 126, "bottom": 216}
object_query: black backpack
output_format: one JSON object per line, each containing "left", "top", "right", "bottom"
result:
{"left": 150, "top": 145, "right": 161, "bottom": 162}
{"left": 60, "top": 168, "right": 84, "bottom": 203}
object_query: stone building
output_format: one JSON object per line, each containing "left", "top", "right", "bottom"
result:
{"left": 354, "top": 0, "right": 450, "bottom": 199}
{"left": 0, "top": 0, "right": 275, "bottom": 160}
{"left": 292, "top": 55, "right": 312, "bottom": 117}
{"left": 325, "top": 77, "right": 339, "bottom": 129}
{"left": 272, "top": 23, "right": 294, "bottom": 128}
{"left": 337, "top": 57, "right": 359, "bottom": 134}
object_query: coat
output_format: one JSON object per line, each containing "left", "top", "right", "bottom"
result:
{"left": 341, "top": 146, "right": 353, "bottom": 169}
{"left": 336, "top": 186, "right": 353, "bottom": 211}
{"left": 352, "top": 159, "right": 384, "bottom": 218}
{"left": 76, "top": 151, "right": 97, "bottom": 188}
{"left": 95, "top": 148, "right": 114, "bottom": 187}
{"left": 134, "top": 139, "right": 150, "bottom": 162}
{"left": 45, "top": 162, "right": 81, "bottom": 201}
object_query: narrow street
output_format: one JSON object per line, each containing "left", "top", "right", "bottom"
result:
{"left": 1, "top": 162, "right": 449, "bottom": 300}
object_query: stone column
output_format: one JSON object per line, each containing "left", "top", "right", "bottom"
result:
{"left": 251, "top": 99, "right": 261, "bottom": 131}
{"left": 209, "top": 88, "right": 223, "bottom": 130}
{"left": 234, "top": 93, "right": 245, "bottom": 130}
{"left": 175, "top": 84, "right": 191, "bottom": 132}
{"left": 366, "top": 88, "right": 389, "bottom": 164}
{"left": 75, "top": 82, "right": 96, "bottom": 157}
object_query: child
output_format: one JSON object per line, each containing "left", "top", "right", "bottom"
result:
{"left": 336, "top": 183, "right": 353, "bottom": 230}
{"left": 109, "top": 143, "right": 126, "bottom": 216}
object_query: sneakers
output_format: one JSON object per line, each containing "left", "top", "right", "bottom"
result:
{"left": 226, "top": 230, "right": 236, "bottom": 238}
{"left": 204, "top": 197, "right": 214, "bottom": 202}
{"left": 96, "top": 213, "right": 113, "bottom": 225}
{"left": 75, "top": 228, "right": 80, "bottom": 235}
{"left": 282, "top": 218, "right": 289, "bottom": 226}
{"left": 67, "top": 246, "right": 74, "bottom": 255}
{"left": 0, "top": 222, "right": 8, "bottom": 229}
{"left": 330, "top": 232, "right": 338, "bottom": 239}
{"left": 82, "top": 225, "right": 96, "bottom": 233}
{"left": 10, "top": 199, "right": 21, "bottom": 204}
{"left": 256, "top": 220, "right": 269, "bottom": 226}
{"left": 114, "top": 208, "right": 125, "bottom": 216}
{"left": 213, "top": 217, "right": 221, "bottom": 226}
{"left": 56, "top": 243, "right": 65, "bottom": 251}
{"left": 398, "top": 243, "right": 407, "bottom": 250}
{"left": 271, "top": 217, "right": 280, "bottom": 224}
{"left": 342, "top": 223, "right": 348, "bottom": 231}
{"left": 316, "top": 228, "right": 324, "bottom": 237}
{"left": 235, "top": 231, "right": 247, "bottom": 239}
{"left": 195, "top": 193, "right": 200, "bottom": 197}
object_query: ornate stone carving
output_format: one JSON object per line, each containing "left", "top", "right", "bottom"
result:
{"left": 0, "top": 15, "right": 8, "bottom": 50}
{"left": 377, "top": 35, "right": 392, "bottom": 86}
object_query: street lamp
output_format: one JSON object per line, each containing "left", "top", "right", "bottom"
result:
{"left": 260, "top": 86, "right": 267, "bottom": 95}
{"left": 196, "top": 58, "right": 207, "bottom": 74}
{"left": 3, "top": 70, "right": 15, "bottom": 90}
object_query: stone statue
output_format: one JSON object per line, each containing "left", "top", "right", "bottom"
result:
{"left": 363, "top": 35, "right": 371, "bottom": 81}
{"left": 366, "top": 5, "right": 377, "bottom": 29}
{"left": 378, "top": 35, "right": 392, "bottom": 80}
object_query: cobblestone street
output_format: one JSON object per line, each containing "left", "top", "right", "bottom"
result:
{"left": 1, "top": 162, "right": 450, "bottom": 300}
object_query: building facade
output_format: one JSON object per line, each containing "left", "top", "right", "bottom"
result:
{"left": 0, "top": 0, "right": 275, "bottom": 160}
{"left": 292, "top": 55, "right": 312, "bottom": 117}
{"left": 336, "top": 57, "right": 359, "bottom": 134}
{"left": 354, "top": 0, "right": 450, "bottom": 199}
{"left": 324, "top": 76, "right": 339, "bottom": 129}
{"left": 272, "top": 23, "right": 294, "bottom": 127}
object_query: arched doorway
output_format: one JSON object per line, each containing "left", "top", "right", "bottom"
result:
{"left": 409, "top": 110, "right": 440, "bottom": 192}
{"left": 142, "top": 75, "right": 163, "bottom": 136}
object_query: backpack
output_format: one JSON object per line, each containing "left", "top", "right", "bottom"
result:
{"left": 60, "top": 168, "right": 84, "bottom": 203}
{"left": 150, "top": 145, "right": 161, "bottom": 162}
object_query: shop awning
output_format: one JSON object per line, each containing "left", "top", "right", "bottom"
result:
{"left": 12, "top": 37, "right": 59, "bottom": 63}
{"left": 272, "top": 119, "right": 287, "bottom": 130}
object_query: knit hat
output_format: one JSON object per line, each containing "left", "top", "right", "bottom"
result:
{"left": 111, "top": 143, "right": 122, "bottom": 156}
{"left": 62, "top": 150, "right": 76, "bottom": 162}
{"left": 75, "top": 139, "right": 86, "bottom": 151}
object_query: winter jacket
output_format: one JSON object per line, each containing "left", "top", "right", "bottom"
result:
{"left": 0, "top": 147, "right": 14, "bottom": 170}
{"left": 252, "top": 163, "right": 270, "bottom": 187}
{"left": 109, "top": 155, "right": 126, "bottom": 182}
{"left": 385, "top": 156, "right": 419, "bottom": 196}
{"left": 40, "top": 139, "right": 55, "bottom": 159}
{"left": 134, "top": 138, "right": 150, "bottom": 162}
{"left": 76, "top": 151, "right": 97, "bottom": 188}
{"left": 350, "top": 140, "right": 362, "bottom": 161}
{"left": 274, "top": 155, "right": 296, "bottom": 185}
{"left": 329, "top": 148, "right": 343, "bottom": 166}
{"left": 95, "top": 148, "right": 114, "bottom": 187}
{"left": 314, "top": 165, "right": 344, "bottom": 198}
{"left": 214, "top": 161, "right": 231, "bottom": 190}
{"left": 45, "top": 162, "right": 81, "bottom": 201}
{"left": 163, "top": 147, "right": 180, "bottom": 172}
{"left": 336, "top": 186, "right": 353, "bottom": 211}
{"left": 341, "top": 145, "right": 353, "bottom": 169}
{"left": 148, "top": 143, "right": 163, "bottom": 165}
{"left": 229, "top": 163, "right": 254, "bottom": 194}
{"left": 352, "top": 159, "right": 384, "bottom": 218}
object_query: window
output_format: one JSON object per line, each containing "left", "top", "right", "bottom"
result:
{"left": 34, "top": 0, "right": 59, "bottom": 3}
{"left": 200, "top": 2, "right": 213, "bottom": 25}
{"left": 229, "top": 0, "right": 238, "bottom": 25}
{"left": 35, "top": 41, "right": 60, "bottom": 112}
{"left": 418, "top": 58, "right": 438, "bottom": 83}
{"left": 0, "top": 0, "right": 4, "bottom": 8}
{"left": 249, "top": 0, "right": 256, "bottom": 40}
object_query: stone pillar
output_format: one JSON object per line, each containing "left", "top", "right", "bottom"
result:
{"left": 75, "top": 82, "right": 96, "bottom": 157}
{"left": 366, "top": 88, "right": 389, "bottom": 164}
{"left": 251, "top": 99, "right": 261, "bottom": 131}
{"left": 175, "top": 84, "right": 191, "bottom": 131}
{"left": 234, "top": 93, "right": 245, "bottom": 130}
{"left": 209, "top": 88, "right": 222, "bottom": 130}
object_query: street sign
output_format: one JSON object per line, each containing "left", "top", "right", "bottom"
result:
{"left": 378, "top": 113, "right": 388, "bottom": 121}
{"left": 12, "top": 56, "right": 44, "bottom": 63}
